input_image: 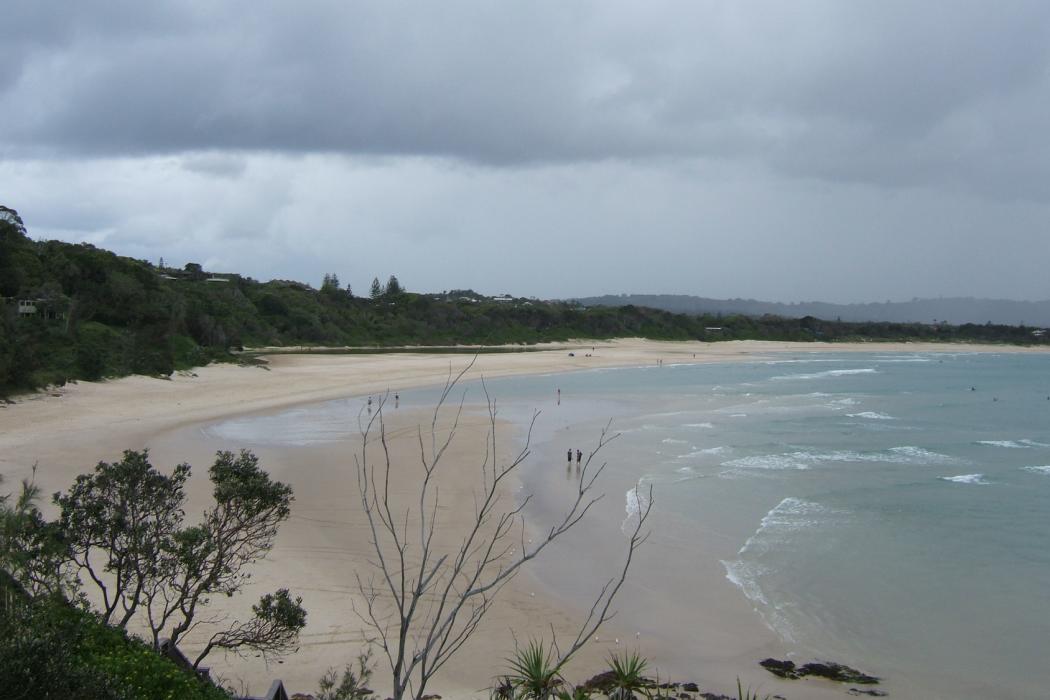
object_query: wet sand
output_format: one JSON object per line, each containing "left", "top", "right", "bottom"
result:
{"left": 2, "top": 339, "right": 1045, "bottom": 696}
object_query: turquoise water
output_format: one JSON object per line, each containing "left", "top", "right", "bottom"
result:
{"left": 481, "top": 353, "right": 1050, "bottom": 698}
{"left": 205, "top": 352, "right": 1050, "bottom": 698}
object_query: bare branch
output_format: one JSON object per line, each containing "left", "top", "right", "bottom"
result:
{"left": 352, "top": 360, "right": 650, "bottom": 700}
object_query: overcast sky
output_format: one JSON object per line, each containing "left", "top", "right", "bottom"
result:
{"left": 2, "top": 1, "right": 1049, "bottom": 302}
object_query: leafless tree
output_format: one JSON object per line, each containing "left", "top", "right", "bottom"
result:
{"left": 354, "top": 361, "right": 652, "bottom": 700}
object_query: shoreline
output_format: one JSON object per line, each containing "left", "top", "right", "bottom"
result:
{"left": 3, "top": 339, "right": 1048, "bottom": 696}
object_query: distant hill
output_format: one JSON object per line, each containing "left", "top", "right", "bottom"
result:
{"left": 2, "top": 204, "right": 1046, "bottom": 396}
{"left": 573, "top": 294, "right": 1050, "bottom": 327}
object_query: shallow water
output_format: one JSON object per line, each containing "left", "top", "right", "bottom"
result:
{"left": 205, "top": 352, "right": 1050, "bottom": 698}
{"left": 493, "top": 353, "right": 1050, "bottom": 698}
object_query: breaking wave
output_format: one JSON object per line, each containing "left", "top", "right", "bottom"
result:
{"left": 770, "top": 368, "right": 878, "bottom": 381}
{"left": 721, "top": 446, "right": 957, "bottom": 476}
{"left": 939, "top": 474, "right": 990, "bottom": 485}
{"left": 976, "top": 440, "right": 1027, "bottom": 448}
{"left": 721, "top": 498, "right": 846, "bottom": 642}
{"left": 622, "top": 483, "right": 651, "bottom": 534}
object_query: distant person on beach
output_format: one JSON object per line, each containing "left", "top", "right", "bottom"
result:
{"left": 394, "top": 393, "right": 399, "bottom": 408}
{"left": 557, "top": 388, "right": 561, "bottom": 405}
{"left": 568, "top": 449, "right": 573, "bottom": 465}
{"left": 576, "top": 449, "right": 582, "bottom": 466}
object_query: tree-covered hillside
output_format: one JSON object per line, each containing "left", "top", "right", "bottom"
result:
{"left": 1, "top": 206, "right": 1046, "bottom": 395}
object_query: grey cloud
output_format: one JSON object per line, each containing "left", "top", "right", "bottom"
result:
{"left": 180, "top": 153, "right": 248, "bottom": 179}
{"left": 3, "top": 2, "right": 1050, "bottom": 199}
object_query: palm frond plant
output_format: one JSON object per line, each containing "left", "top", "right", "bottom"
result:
{"left": 736, "top": 677, "right": 770, "bottom": 700}
{"left": 506, "top": 639, "right": 564, "bottom": 700}
{"left": 555, "top": 685, "right": 592, "bottom": 700}
{"left": 491, "top": 676, "right": 516, "bottom": 700}
{"left": 606, "top": 650, "right": 650, "bottom": 700}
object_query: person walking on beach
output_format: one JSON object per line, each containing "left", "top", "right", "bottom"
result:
{"left": 576, "top": 449, "right": 582, "bottom": 466}
{"left": 568, "top": 448, "right": 573, "bottom": 465}
{"left": 557, "top": 387, "right": 561, "bottom": 405}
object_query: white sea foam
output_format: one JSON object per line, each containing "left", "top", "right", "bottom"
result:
{"left": 661, "top": 438, "right": 689, "bottom": 445}
{"left": 763, "top": 358, "right": 847, "bottom": 365}
{"left": 683, "top": 422, "right": 715, "bottom": 429}
{"left": 830, "top": 397, "right": 861, "bottom": 406}
{"left": 770, "top": 368, "right": 878, "bottom": 381}
{"left": 874, "top": 355, "right": 934, "bottom": 363}
{"left": 741, "top": 498, "right": 838, "bottom": 553}
{"left": 1021, "top": 439, "right": 1050, "bottom": 447}
{"left": 722, "top": 454, "right": 810, "bottom": 470}
{"left": 622, "top": 483, "right": 651, "bottom": 534}
{"left": 976, "top": 440, "right": 1030, "bottom": 448}
{"left": 1021, "top": 465, "right": 1050, "bottom": 476}
{"left": 847, "top": 411, "right": 896, "bottom": 420}
{"left": 722, "top": 445, "right": 956, "bottom": 473}
{"left": 722, "top": 560, "right": 771, "bottom": 606}
{"left": 672, "top": 466, "right": 709, "bottom": 482}
{"left": 939, "top": 474, "right": 990, "bottom": 485}
{"left": 721, "top": 497, "right": 844, "bottom": 642}
{"left": 885, "top": 446, "right": 958, "bottom": 464}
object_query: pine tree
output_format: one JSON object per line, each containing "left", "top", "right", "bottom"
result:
{"left": 386, "top": 275, "right": 403, "bottom": 297}
{"left": 370, "top": 277, "right": 383, "bottom": 299}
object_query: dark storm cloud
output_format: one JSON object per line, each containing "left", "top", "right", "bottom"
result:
{"left": 3, "top": 1, "right": 1050, "bottom": 198}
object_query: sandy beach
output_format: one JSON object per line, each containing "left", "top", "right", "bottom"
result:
{"left": 2, "top": 338, "right": 1047, "bottom": 697}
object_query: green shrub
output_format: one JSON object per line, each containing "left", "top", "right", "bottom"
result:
{"left": 0, "top": 595, "right": 229, "bottom": 700}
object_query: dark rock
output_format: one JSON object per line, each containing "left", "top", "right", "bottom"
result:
{"left": 697, "top": 693, "right": 732, "bottom": 700}
{"left": 760, "top": 658, "right": 879, "bottom": 685}
{"left": 848, "top": 690, "right": 888, "bottom": 697}
{"left": 759, "top": 658, "right": 799, "bottom": 679}
{"left": 798, "top": 662, "right": 879, "bottom": 685}
{"left": 681, "top": 683, "right": 699, "bottom": 692}
{"left": 580, "top": 670, "right": 618, "bottom": 693}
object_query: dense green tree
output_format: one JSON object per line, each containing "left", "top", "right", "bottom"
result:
{"left": 321, "top": 273, "right": 341, "bottom": 293}
{"left": 0, "top": 202, "right": 1045, "bottom": 397}
{"left": 52, "top": 449, "right": 305, "bottom": 667}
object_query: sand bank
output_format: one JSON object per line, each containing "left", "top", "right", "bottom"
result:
{"left": 1, "top": 339, "right": 1045, "bottom": 696}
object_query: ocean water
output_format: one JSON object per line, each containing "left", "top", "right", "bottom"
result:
{"left": 481, "top": 353, "right": 1050, "bottom": 698}
{"left": 204, "top": 352, "right": 1050, "bottom": 698}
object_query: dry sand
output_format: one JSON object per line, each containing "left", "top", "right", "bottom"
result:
{"left": 2, "top": 339, "right": 1046, "bottom": 697}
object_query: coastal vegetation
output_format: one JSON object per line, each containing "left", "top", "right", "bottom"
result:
{"left": 0, "top": 451, "right": 304, "bottom": 697}
{"left": 2, "top": 205, "right": 1046, "bottom": 396}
